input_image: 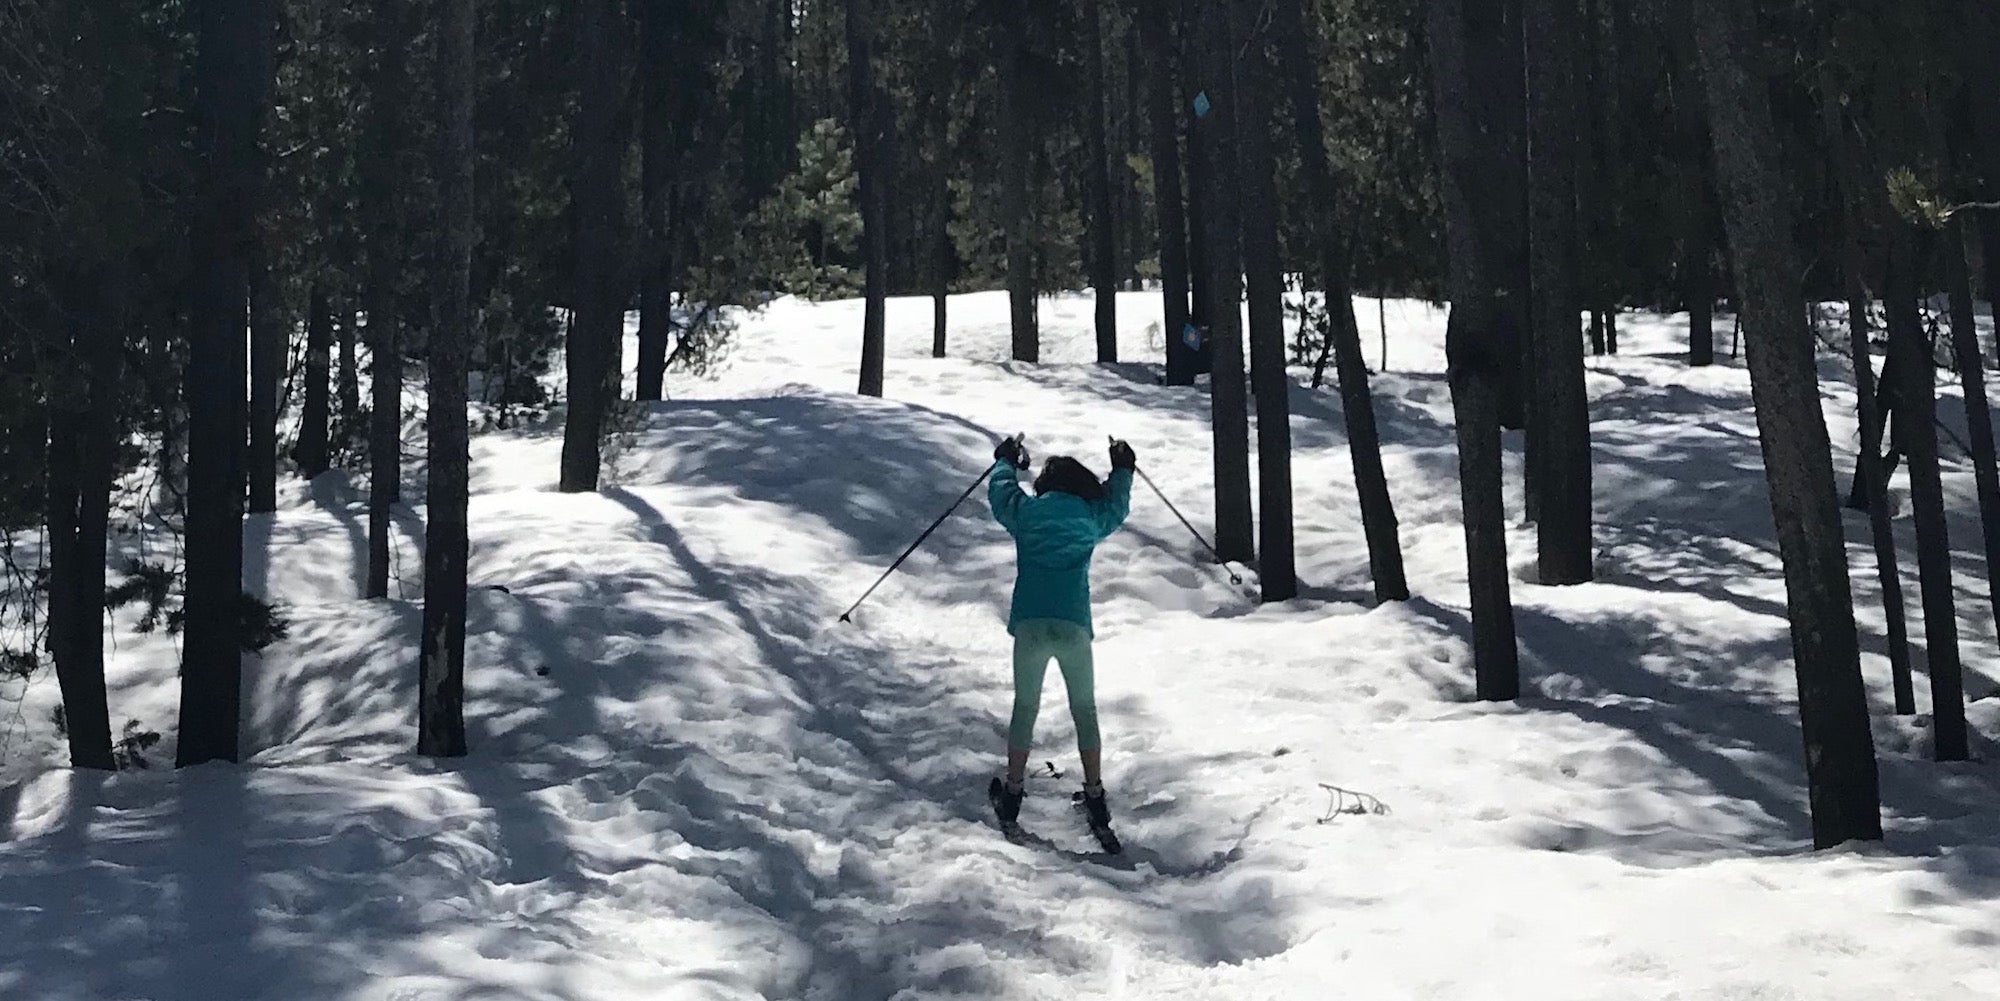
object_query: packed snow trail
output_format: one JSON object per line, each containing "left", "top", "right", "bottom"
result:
{"left": 3, "top": 291, "right": 2000, "bottom": 1000}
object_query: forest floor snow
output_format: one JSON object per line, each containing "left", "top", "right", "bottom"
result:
{"left": 4, "top": 291, "right": 2000, "bottom": 999}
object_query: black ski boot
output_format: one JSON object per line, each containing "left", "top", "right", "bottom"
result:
{"left": 1074, "top": 785, "right": 1122, "bottom": 854}
{"left": 988, "top": 777, "right": 1024, "bottom": 830}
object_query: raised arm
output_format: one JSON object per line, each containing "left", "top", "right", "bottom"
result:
{"left": 989, "top": 460, "right": 1028, "bottom": 534}
{"left": 1093, "top": 467, "right": 1133, "bottom": 538}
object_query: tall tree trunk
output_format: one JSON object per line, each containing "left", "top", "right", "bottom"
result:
{"left": 1981, "top": 213, "right": 2000, "bottom": 334}
{"left": 1235, "top": 0, "right": 1294, "bottom": 602}
{"left": 1692, "top": 0, "right": 1880, "bottom": 844}
{"left": 295, "top": 285, "right": 331, "bottom": 478}
{"left": 1946, "top": 222, "right": 2000, "bottom": 644}
{"left": 1194, "top": 0, "right": 1254, "bottom": 565}
{"left": 1818, "top": 70, "right": 1915, "bottom": 714}
{"left": 931, "top": 153, "right": 951, "bottom": 359}
{"left": 849, "top": 0, "right": 889, "bottom": 396}
{"left": 336, "top": 303, "right": 358, "bottom": 460}
{"left": 1181, "top": 0, "right": 1213, "bottom": 361}
{"left": 1964, "top": 0, "right": 2000, "bottom": 345}
{"left": 1849, "top": 286, "right": 1917, "bottom": 715}
{"left": 1687, "top": 231, "right": 1715, "bottom": 366}
{"left": 362, "top": 0, "right": 406, "bottom": 599}
{"left": 560, "top": 0, "right": 626, "bottom": 492}
{"left": 1525, "top": 0, "right": 1592, "bottom": 584}
{"left": 636, "top": 0, "right": 675, "bottom": 403}
{"left": 420, "top": 0, "right": 474, "bottom": 759}
{"left": 1086, "top": 0, "right": 1119, "bottom": 364}
{"left": 46, "top": 274, "right": 116, "bottom": 771}
{"left": 365, "top": 287, "right": 398, "bottom": 599}
{"left": 998, "top": 33, "right": 1039, "bottom": 363}
{"left": 1142, "top": 9, "right": 1194, "bottom": 385}
{"left": 1887, "top": 232, "right": 1965, "bottom": 762}
{"left": 1428, "top": 0, "right": 1524, "bottom": 698}
{"left": 179, "top": 0, "right": 272, "bottom": 767}
{"left": 1272, "top": 0, "right": 1407, "bottom": 601}
{"left": 248, "top": 249, "right": 282, "bottom": 514}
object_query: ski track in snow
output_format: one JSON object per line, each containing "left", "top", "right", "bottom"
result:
{"left": 3, "top": 291, "right": 2000, "bottom": 999}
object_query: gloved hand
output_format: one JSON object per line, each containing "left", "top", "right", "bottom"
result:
{"left": 995, "top": 435, "right": 1031, "bottom": 470}
{"left": 1109, "top": 438, "right": 1136, "bottom": 471}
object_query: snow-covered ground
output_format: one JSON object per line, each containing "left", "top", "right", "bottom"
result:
{"left": 4, "top": 290, "right": 2000, "bottom": 1000}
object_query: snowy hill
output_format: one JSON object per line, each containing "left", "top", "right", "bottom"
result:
{"left": 4, "top": 291, "right": 2000, "bottom": 1000}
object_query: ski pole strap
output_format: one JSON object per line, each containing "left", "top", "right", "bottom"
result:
{"left": 838, "top": 465, "right": 991, "bottom": 623}
{"left": 1133, "top": 466, "right": 1245, "bottom": 585}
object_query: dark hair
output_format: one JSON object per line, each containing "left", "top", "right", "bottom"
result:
{"left": 1033, "top": 456, "right": 1106, "bottom": 502}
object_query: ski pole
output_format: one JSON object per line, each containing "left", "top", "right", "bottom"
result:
{"left": 838, "top": 447, "right": 1011, "bottom": 623}
{"left": 1129, "top": 460, "right": 1246, "bottom": 586}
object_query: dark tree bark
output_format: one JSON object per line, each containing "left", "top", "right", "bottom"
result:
{"left": 362, "top": 0, "right": 407, "bottom": 599}
{"left": 1142, "top": 7, "right": 1194, "bottom": 385}
{"left": 1848, "top": 291, "right": 1916, "bottom": 716}
{"left": 1687, "top": 231, "right": 1715, "bottom": 367}
{"left": 1193, "top": 0, "right": 1254, "bottom": 565}
{"left": 1818, "top": 72, "right": 1915, "bottom": 715}
{"left": 1692, "top": 0, "right": 1880, "bottom": 844}
{"left": 1589, "top": 309, "right": 1606, "bottom": 355}
{"left": 1525, "top": 0, "right": 1592, "bottom": 585}
{"left": 1086, "top": 0, "right": 1119, "bottom": 364}
{"left": 1121, "top": 18, "right": 1145, "bottom": 291}
{"left": 560, "top": 0, "right": 627, "bottom": 492}
{"left": 46, "top": 273, "right": 117, "bottom": 771}
{"left": 849, "top": 0, "right": 889, "bottom": 396}
{"left": 336, "top": 303, "right": 358, "bottom": 459}
{"left": 1946, "top": 226, "right": 2000, "bottom": 636}
{"left": 1964, "top": 0, "right": 2000, "bottom": 337}
{"left": 1272, "top": 0, "right": 1407, "bottom": 601}
{"left": 998, "top": 31, "right": 1039, "bottom": 363}
{"left": 931, "top": 140, "right": 952, "bottom": 359}
{"left": 1887, "top": 234, "right": 1964, "bottom": 762}
{"left": 179, "top": 0, "right": 272, "bottom": 767}
{"left": 295, "top": 285, "right": 331, "bottom": 478}
{"left": 928, "top": 8, "right": 952, "bottom": 368}
{"left": 636, "top": 0, "right": 676, "bottom": 403}
{"left": 1981, "top": 213, "right": 2000, "bottom": 331}
{"left": 1428, "top": 0, "right": 1522, "bottom": 698}
{"left": 1234, "top": 0, "right": 1294, "bottom": 602}
{"left": 248, "top": 249, "right": 282, "bottom": 514}
{"left": 420, "top": 0, "right": 474, "bottom": 759}
{"left": 365, "top": 293, "right": 398, "bottom": 599}
{"left": 1181, "top": 0, "right": 1213, "bottom": 358}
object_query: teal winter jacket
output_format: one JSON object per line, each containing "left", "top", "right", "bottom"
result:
{"left": 989, "top": 460, "right": 1133, "bottom": 637}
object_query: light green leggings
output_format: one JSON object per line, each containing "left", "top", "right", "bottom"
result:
{"left": 1008, "top": 619, "right": 1099, "bottom": 753}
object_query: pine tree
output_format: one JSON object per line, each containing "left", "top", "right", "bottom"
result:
{"left": 1193, "top": 0, "right": 1253, "bottom": 566}
{"left": 247, "top": 250, "right": 283, "bottom": 514}
{"left": 362, "top": 0, "right": 407, "bottom": 599}
{"left": 1525, "top": 0, "right": 1592, "bottom": 584}
{"left": 1692, "top": 0, "right": 1881, "bottom": 844}
{"left": 998, "top": 22, "right": 1039, "bottom": 362}
{"left": 1234, "top": 0, "right": 1294, "bottom": 602}
{"left": 420, "top": 0, "right": 475, "bottom": 759}
{"left": 1085, "top": 0, "right": 1119, "bottom": 364}
{"left": 849, "top": 0, "right": 890, "bottom": 397}
{"left": 295, "top": 285, "right": 332, "bottom": 478}
{"left": 1886, "top": 229, "right": 1966, "bottom": 762}
{"left": 1137, "top": 4, "right": 1193, "bottom": 386}
{"left": 560, "top": 0, "right": 629, "bottom": 494}
{"left": 1272, "top": 0, "right": 1408, "bottom": 602}
{"left": 1427, "top": 0, "right": 1522, "bottom": 698}
{"left": 179, "top": 0, "right": 274, "bottom": 767}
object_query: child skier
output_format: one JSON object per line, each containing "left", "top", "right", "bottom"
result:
{"left": 986, "top": 435, "right": 1136, "bottom": 850}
